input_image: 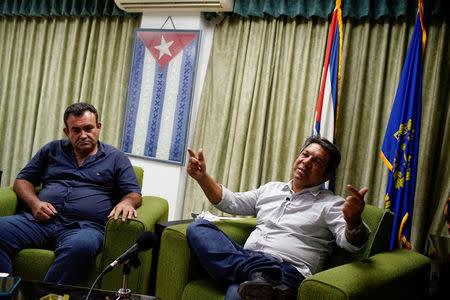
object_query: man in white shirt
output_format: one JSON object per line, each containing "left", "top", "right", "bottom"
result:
{"left": 186, "top": 136, "right": 370, "bottom": 300}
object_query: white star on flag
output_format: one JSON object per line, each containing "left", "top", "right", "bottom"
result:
{"left": 154, "top": 35, "right": 174, "bottom": 59}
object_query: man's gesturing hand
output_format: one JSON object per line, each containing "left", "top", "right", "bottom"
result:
{"left": 186, "top": 148, "right": 223, "bottom": 205}
{"left": 187, "top": 148, "right": 206, "bottom": 181}
{"left": 342, "top": 184, "right": 368, "bottom": 228}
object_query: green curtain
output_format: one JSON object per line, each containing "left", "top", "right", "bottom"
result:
{"left": 0, "top": 15, "right": 139, "bottom": 187}
{"left": 232, "top": 0, "right": 449, "bottom": 19}
{"left": 0, "top": 0, "right": 137, "bottom": 17}
{"left": 183, "top": 14, "right": 450, "bottom": 252}
{"left": 184, "top": 15, "right": 329, "bottom": 217}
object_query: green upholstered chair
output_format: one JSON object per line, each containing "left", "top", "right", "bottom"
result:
{"left": 0, "top": 166, "right": 169, "bottom": 295}
{"left": 155, "top": 204, "right": 431, "bottom": 300}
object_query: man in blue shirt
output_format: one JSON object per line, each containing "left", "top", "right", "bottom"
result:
{"left": 0, "top": 102, "right": 142, "bottom": 284}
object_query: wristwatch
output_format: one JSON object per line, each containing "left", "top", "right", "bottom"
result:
{"left": 347, "top": 222, "right": 365, "bottom": 235}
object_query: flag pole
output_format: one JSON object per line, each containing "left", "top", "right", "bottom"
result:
{"left": 335, "top": 0, "right": 342, "bottom": 135}
{"left": 418, "top": 0, "right": 427, "bottom": 58}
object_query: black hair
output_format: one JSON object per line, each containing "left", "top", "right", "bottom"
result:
{"left": 300, "top": 135, "right": 341, "bottom": 174}
{"left": 63, "top": 102, "right": 98, "bottom": 129}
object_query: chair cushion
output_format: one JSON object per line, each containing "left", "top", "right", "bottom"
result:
{"left": 299, "top": 249, "right": 430, "bottom": 300}
{"left": 182, "top": 279, "right": 225, "bottom": 300}
{"left": 13, "top": 249, "right": 55, "bottom": 280}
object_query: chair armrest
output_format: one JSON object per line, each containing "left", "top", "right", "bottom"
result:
{"left": 299, "top": 249, "right": 431, "bottom": 300}
{"left": 155, "top": 218, "right": 256, "bottom": 300}
{"left": 0, "top": 186, "right": 18, "bottom": 217}
{"left": 99, "top": 195, "right": 169, "bottom": 295}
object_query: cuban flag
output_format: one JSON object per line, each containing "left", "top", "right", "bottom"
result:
{"left": 381, "top": 2, "right": 426, "bottom": 249}
{"left": 313, "top": 7, "right": 341, "bottom": 190}
{"left": 121, "top": 29, "right": 201, "bottom": 165}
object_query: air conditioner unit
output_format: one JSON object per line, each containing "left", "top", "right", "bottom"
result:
{"left": 114, "top": 0, "right": 234, "bottom": 12}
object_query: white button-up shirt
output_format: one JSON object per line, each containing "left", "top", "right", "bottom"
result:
{"left": 215, "top": 181, "right": 370, "bottom": 278}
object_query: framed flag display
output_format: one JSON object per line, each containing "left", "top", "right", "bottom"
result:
{"left": 121, "top": 29, "right": 201, "bottom": 165}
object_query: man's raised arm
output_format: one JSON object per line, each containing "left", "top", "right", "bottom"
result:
{"left": 187, "top": 148, "right": 222, "bottom": 205}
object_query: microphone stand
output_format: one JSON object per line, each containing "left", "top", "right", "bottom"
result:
{"left": 116, "top": 262, "right": 131, "bottom": 299}
{"left": 115, "top": 254, "right": 141, "bottom": 300}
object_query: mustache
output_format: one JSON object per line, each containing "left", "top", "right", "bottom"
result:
{"left": 76, "top": 137, "right": 94, "bottom": 144}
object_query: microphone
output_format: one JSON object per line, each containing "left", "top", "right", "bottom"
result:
{"left": 85, "top": 231, "right": 157, "bottom": 300}
{"left": 103, "top": 231, "right": 157, "bottom": 274}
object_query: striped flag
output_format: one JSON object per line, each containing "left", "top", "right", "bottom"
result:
{"left": 121, "top": 29, "right": 201, "bottom": 164}
{"left": 313, "top": 2, "right": 342, "bottom": 190}
{"left": 381, "top": 1, "right": 426, "bottom": 249}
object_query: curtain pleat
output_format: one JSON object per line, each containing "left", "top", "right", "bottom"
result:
{"left": 184, "top": 15, "right": 329, "bottom": 217}
{"left": 183, "top": 14, "right": 450, "bottom": 252}
{"left": 233, "top": 0, "right": 334, "bottom": 19}
{"left": 415, "top": 19, "right": 450, "bottom": 241}
{"left": 0, "top": 15, "right": 138, "bottom": 187}
{"left": 232, "top": 0, "right": 450, "bottom": 19}
{"left": 0, "top": 0, "right": 137, "bottom": 17}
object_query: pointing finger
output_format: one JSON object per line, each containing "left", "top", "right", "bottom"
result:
{"left": 198, "top": 148, "right": 205, "bottom": 162}
{"left": 187, "top": 148, "right": 196, "bottom": 158}
{"left": 346, "top": 184, "right": 358, "bottom": 195}
{"left": 346, "top": 185, "right": 368, "bottom": 199}
{"left": 359, "top": 187, "right": 369, "bottom": 197}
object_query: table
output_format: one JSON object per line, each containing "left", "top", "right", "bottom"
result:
{"left": 1, "top": 279, "right": 159, "bottom": 300}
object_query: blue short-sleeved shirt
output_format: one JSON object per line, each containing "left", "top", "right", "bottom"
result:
{"left": 16, "top": 140, "right": 141, "bottom": 232}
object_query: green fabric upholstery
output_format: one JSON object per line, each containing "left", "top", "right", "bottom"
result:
{"left": 155, "top": 205, "right": 431, "bottom": 300}
{"left": 299, "top": 249, "right": 431, "bottom": 300}
{"left": 99, "top": 194, "right": 169, "bottom": 293}
{"left": 323, "top": 205, "right": 394, "bottom": 269}
{"left": 13, "top": 249, "right": 56, "bottom": 280}
{"left": 0, "top": 186, "right": 18, "bottom": 217}
{"left": 0, "top": 166, "right": 169, "bottom": 295}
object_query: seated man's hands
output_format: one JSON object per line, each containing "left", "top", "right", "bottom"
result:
{"left": 108, "top": 192, "right": 141, "bottom": 222}
{"left": 186, "top": 148, "right": 223, "bottom": 205}
{"left": 342, "top": 184, "right": 368, "bottom": 227}
{"left": 13, "top": 178, "right": 58, "bottom": 221}
{"left": 187, "top": 148, "right": 207, "bottom": 181}
{"left": 108, "top": 201, "right": 138, "bottom": 222}
{"left": 342, "top": 185, "right": 369, "bottom": 246}
{"left": 31, "top": 200, "right": 58, "bottom": 221}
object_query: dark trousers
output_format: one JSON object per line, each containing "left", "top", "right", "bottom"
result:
{"left": 0, "top": 214, "right": 103, "bottom": 284}
{"left": 186, "top": 219, "right": 304, "bottom": 299}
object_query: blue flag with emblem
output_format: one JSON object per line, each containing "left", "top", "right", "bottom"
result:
{"left": 380, "top": 3, "right": 426, "bottom": 249}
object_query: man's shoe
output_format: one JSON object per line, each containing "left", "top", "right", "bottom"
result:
{"left": 238, "top": 272, "right": 275, "bottom": 300}
{"left": 273, "top": 283, "right": 297, "bottom": 300}
{"left": 238, "top": 271, "right": 298, "bottom": 300}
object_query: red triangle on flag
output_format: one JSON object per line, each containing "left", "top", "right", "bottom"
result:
{"left": 137, "top": 31, "right": 198, "bottom": 68}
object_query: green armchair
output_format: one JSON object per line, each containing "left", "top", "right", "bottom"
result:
{"left": 155, "top": 204, "right": 431, "bottom": 300}
{"left": 0, "top": 166, "right": 169, "bottom": 295}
